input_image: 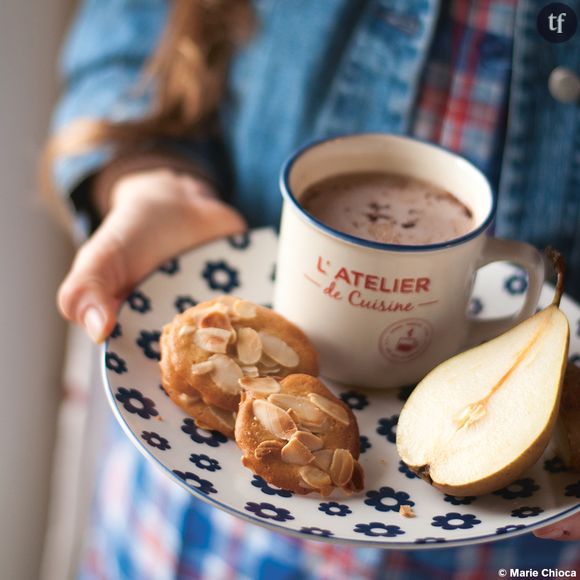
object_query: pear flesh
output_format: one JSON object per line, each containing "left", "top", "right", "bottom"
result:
{"left": 396, "top": 304, "right": 569, "bottom": 496}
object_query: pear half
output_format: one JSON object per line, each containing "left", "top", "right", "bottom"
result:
{"left": 397, "top": 251, "right": 570, "bottom": 496}
{"left": 552, "top": 363, "right": 580, "bottom": 470}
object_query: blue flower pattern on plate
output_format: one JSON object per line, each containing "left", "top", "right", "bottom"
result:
{"left": 493, "top": 478, "right": 539, "bottom": 500}
{"left": 158, "top": 258, "right": 179, "bottom": 275}
{"left": 189, "top": 453, "right": 221, "bottom": 472}
{"left": 251, "top": 476, "right": 293, "bottom": 498}
{"left": 397, "top": 386, "right": 415, "bottom": 402}
{"left": 565, "top": 481, "right": 580, "bottom": 498}
{"left": 340, "top": 391, "right": 369, "bottom": 410}
{"left": 354, "top": 523, "right": 405, "bottom": 537}
{"left": 109, "top": 322, "right": 122, "bottom": 339}
{"left": 376, "top": 415, "right": 399, "bottom": 443}
{"left": 359, "top": 436, "right": 371, "bottom": 454}
{"left": 511, "top": 506, "right": 544, "bottom": 518}
{"left": 202, "top": 260, "right": 240, "bottom": 293}
{"left": 127, "top": 290, "right": 152, "bottom": 314}
{"left": 300, "top": 527, "right": 333, "bottom": 537}
{"left": 570, "top": 353, "right": 580, "bottom": 366}
{"left": 173, "top": 470, "right": 217, "bottom": 495}
{"left": 398, "top": 461, "right": 418, "bottom": 480}
{"left": 141, "top": 431, "right": 171, "bottom": 450}
{"left": 444, "top": 495, "right": 476, "bottom": 506}
{"left": 432, "top": 513, "right": 481, "bottom": 530}
{"left": 245, "top": 502, "right": 294, "bottom": 522}
{"left": 544, "top": 456, "right": 569, "bottom": 473}
{"left": 496, "top": 524, "right": 525, "bottom": 535}
{"left": 228, "top": 232, "right": 251, "bottom": 249}
{"left": 136, "top": 330, "right": 161, "bottom": 360}
{"left": 468, "top": 297, "right": 483, "bottom": 316}
{"left": 175, "top": 295, "right": 198, "bottom": 313}
{"left": 105, "top": 351, "right": 127, "bottom": 374}
{"left": 504, "top": 273, "right": 527, "bottom": 295}
{"left": 318, "top": 502, "right": 351, "bottom": 517}
{"left": 181, "top": 419, "right": 227, "bottom": 447}
{"left": 365, "top": 487, "right": 414, "bottom": 513}
{"left": 115, "top": 388, "right": 158, "bottom": 419}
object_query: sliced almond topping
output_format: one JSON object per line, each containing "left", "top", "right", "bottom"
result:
{"left": 178, "top": 324, "right": 196, "bottom": 337}
{"left": 292, "top": 430, "right": 324, "bottom": 451}
{"left": 236, "top": 327, "right": 262, "bottom": 364}
{"left": 191, "top": 360, "right": 214, "bottom": 375}
{"left": 195, "top": 328, "right": 232, "bottom": 354}
{"left": 208, "top": 354, "right": 243, "bottom": 394}
{"left": 259, "top": 332, "right": 300, "bottom": 368}
{"left": 267, "top": 394, "right": 326, "bottom": 426}
{"left": 281, "top": 437, "right": 314, "bottom": 465}
{"left": 329, "top": 449, "right": 354, "bottom": 487}
{"left": 254, "top": 440, "right": 284, "bottom": 460}
{"left": 253, "top": 399, "right": 297, "bottom": 440}
{"left": 215, "top": 296, "right": 237, "bottom": 307}
{"left": 241, "top": 365, "right": 259, "bottom": 377}
{"left": 177, "top": 392, "right": 201, "bottom": 404}
{"left": 239, "top": 376, "right": 281, "bottom": 394}
{"left": 312, "top": 449, "right": 334, "bottom": 472}
{"left": 399, "top": 505, "right": 414, "bottom": 518}
{"left": 301, "top": 415, "right": 332, "bottom": 433}
{"left": 262, "top": 367, "right": 282, "bottom": 376}
{"left": 308, "top": 393, "right": 350, "bottom": 425}
{"left": 344, "top": 460, "right": 365, "bottom": 493}
{"left": 199, "top": 310, "right": 233, "bottom": 331}
{"left": 299, "top": 465, "right": 332, "bottom": 489}
{"left": 232, "top": 299, "right": 257, "bottom": 319}
{"left": 259, "top": 354, "right": 279, "bottom": 368}
{"left": 194, "top": 303, "right": 229, "bottom": 320}
{"left": 208, "top": 405, "right": 236, "bottom": 430}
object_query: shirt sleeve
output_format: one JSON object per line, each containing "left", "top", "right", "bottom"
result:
{"left": 50, "top": 0, "right": 226, "bottom": 238}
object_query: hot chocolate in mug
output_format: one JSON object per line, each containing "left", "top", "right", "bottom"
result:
{"left": 273, "top": 134, "right": 545, "bottom": 389}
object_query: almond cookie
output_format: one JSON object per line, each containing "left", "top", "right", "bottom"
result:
{"left": 161, "top": 296, "right": 319, "bottom": 414}
{"left": 235, "top": 374, "right": 364, "bottom": 496}
{"left": 160, "top": 333, "right": 236, "bottom": 438}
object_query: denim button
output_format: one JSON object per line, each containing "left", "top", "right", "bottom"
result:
{"left": 548, "top": 67, "right": 580, "bottom": 103}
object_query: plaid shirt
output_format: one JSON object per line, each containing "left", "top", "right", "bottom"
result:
{"left": 77, "top": 1, "right": 580, "bottom": 578}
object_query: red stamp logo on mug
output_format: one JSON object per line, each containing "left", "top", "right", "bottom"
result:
{"left": 379, "top": 318, "right": 433, "bottom": 363}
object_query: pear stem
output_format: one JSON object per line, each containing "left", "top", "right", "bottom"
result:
{"left": 546, "top": 247, "right": 565, "bottom": 307}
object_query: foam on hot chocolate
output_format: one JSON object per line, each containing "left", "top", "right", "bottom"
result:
{"left": 301, "top": 172, "right": 474, "bottom": 245}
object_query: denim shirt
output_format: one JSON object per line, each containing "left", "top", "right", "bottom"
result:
{"left": 53, "top": 0, "right": 580, "bottom": 298}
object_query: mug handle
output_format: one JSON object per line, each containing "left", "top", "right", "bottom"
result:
{"left": 466, "top": 238, "right": 545, "bottom": 346}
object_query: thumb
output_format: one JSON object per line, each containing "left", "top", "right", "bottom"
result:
{"left": 58, "top": 221, "right": 128, "bottom": 343}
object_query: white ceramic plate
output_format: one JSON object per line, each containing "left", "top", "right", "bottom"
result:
{"left": 102, "top": 228, "right": 580, "bottom": 549}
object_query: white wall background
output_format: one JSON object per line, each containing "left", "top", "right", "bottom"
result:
{"left": 0, "top": 1, "right": 74, "bottom": 579}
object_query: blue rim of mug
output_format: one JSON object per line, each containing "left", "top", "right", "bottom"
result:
{"left": 279, "top": 133, "right": 497, "bottom": 253}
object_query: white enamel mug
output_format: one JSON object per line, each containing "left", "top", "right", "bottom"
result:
{"left": 273, "top": 134, "right": 545, "bottom": 389}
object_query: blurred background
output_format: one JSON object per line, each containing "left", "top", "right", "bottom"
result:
{"left": 0, "top": 1, "right": 102, "bottom": 578}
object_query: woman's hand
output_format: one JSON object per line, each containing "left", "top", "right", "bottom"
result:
{"left": 58, "top": 168, "right": 246, "bottom": 342}
{"left": 534, "top": 512, "right": 580, "bottom": 541}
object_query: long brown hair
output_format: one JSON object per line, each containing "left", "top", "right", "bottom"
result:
{"left": 42, "top": 0, "right": 253, "bottom": 228}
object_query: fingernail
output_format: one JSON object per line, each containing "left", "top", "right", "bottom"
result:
{"left": 83, "top": 307, "right": 106, "bottom": 343}
{"left": 536, "top": 527, "right": 564, "bottom": 539}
